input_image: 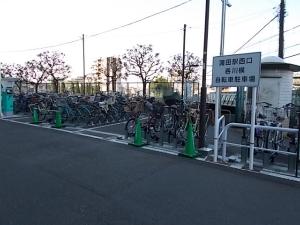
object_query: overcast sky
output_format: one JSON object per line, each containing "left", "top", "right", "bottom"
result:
{"left": 0, "top": 0, "right": 299, "bottom": 82}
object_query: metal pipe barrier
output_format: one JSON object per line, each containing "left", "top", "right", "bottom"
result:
{"left": 214, "top": 115, "right": 225, "bottom": 162}
{"left": 219, "top": 122, "right": 299, "bottom": 176}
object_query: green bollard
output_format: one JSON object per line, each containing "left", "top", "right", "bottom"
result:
{"left": 53, "top": 111, "right": 63, "bottom": 128}
{"left": 178, "top": 120, "right": 199, "bottom": 158}
{"left": 129, "top": 118, "right": 147, "bottom": 147}
{"left": 32, "top": 108, "right": 39, "bottom": 124}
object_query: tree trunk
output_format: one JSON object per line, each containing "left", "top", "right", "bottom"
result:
{"left": 106, "top": 57, "right": 111, "bottom": 93}
{"left": 61, "top": 82, "right": 66, "bottom": 93}
{"left": 53, "top": 80, "right": 59, "bottom": 93}
{"left": 16, "top": 81, "right": 22, "bottom": 93}
{"left": 71, "top": 82, "right": 75, "bottom": 93}
{"left": 142, "top": 82, "right": 147, "bottom": 97}
{"left": 35, "top": 83, "right": 39, "bottom": 93}
{"left": 106, "top": 77, "right": 110, "bottom": 93}
{"left": 112, "top": 57, "right": 117, "bottom": 93}
{"left": 112, "top": 78, "right": 116, "bottom": 92}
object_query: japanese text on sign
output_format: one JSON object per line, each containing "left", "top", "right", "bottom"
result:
{"left": 212, "top": 52, "right": 261, "bottom": 87}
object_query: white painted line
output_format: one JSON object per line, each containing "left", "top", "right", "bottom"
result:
{"left": 73, "top": 128, "right": 93, "bottom": 133}
{"left": 230, "top": 164, "right": 244, "bottom": 169}
{"left": 142, "top": 145, "right": 178, "bottom": 156}
{"left": 89, "top": 121, "right": 127, "bottom": 130}
{"left": 0, "top": 119, "right": 79, "bottom": 134}
{"left": 260, "top": 170, "right": 300, "bottom": 182}
{"left": 69, "top": 132, "right": 108, "bottom": 141}
{"left": 2, "top": 115, "right": 31, "bottom": 120}
{"left": 110, "top": 139, "right": 130, "bottom": 145}
{"left": 1, "top": 118, "right": 37, "bottom": 127}
{"left": 195, "top": 157, "right": 207, "bottom": 161}
{"left": 71, "top": 121, "right": 127, "bottom": 133}
{"left": 75, "top": 129, "right": 124, "bottom": 137}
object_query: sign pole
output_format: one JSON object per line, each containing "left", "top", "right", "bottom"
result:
{"left": 213, "top": 88, "right": 220, "bottom": 162}
{"left": 212, "top": 52, "right": 261, "bottom": 166}
{"left": 249, "top": 86, "right": 257, "bottom": 170}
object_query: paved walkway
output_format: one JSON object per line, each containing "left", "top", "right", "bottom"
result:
{"left": 0, "top": 119, "right": 299, "bottom": 225}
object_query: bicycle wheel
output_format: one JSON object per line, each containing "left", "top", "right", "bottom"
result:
{"left": 162, "top": 113, "right": 174, "bottom": 131}
{"left": 28, "top": 103, "right": 38, "bottom": 113}
{"left": 270, "top": 128, "right": 283, "bottom": 157}
{"left": 125, "top": 118, "right": 136, "bottom": 137}
{"left": 78, "top": 106, "right": 92, "bottom": 125}
{"left": 105, "top": 111, "right": 115, "bottom": 124}
{"left": 148, "top": 116, "right": 161, "bottom": 133}
{"left": 175, "top": 118, "right": 187, "bottom": 145}
{"left": 98, "top": 110, "right": 107, "bottom": 125}
{"left": 108, "top": 107, "right": 119, "bottom": 122}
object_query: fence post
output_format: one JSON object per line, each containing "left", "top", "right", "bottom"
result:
{"left": 240, "top": 128, "right": 248, "bottom": 166}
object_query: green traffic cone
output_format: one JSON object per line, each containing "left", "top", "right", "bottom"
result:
{"left": 129, "top": 118, "right": 147, "bottom": 147}
{"left": 52, "top": 111, "right": 64, "bottom": 128}
{"left": 179, "top": 120, "right": 198, "bottom": 158}
{"left": 32, "top": 108, "right": 39, "bottom": 124}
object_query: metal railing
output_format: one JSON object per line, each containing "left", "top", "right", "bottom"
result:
{"left": 217, "top": 122, "right": 299, "bottom": 177}
{"left": 213, "top": 115, "right": 225, "bottom": 162}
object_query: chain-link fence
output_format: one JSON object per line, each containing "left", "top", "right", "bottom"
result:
{"left": 13, "top": 81, "right": 300, "bottom": 107}
{"left": 14, "top": 81, "right": 201, "bottom": 99}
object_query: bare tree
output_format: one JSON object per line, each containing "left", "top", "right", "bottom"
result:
{"left": 90, "top": 58, "right": 106, "bottom": 92}
{"left": 111, "top": 57, "right": 124, "bottom": 92}
{"left": 167, "top": 52, "right": 201, "bottom": 82}
{"left": 90, "top": 58, "right": 105, "bottom": 82}
{"left": 123, "top": 44, "right": 163, "bottom": 96}
{"left": 0, "top": 62, "right": 9, "bottom": 78}
{"left": 25, "top": 59, "right": 48, "bottom": 93}
{"left": 38, "top": 51, "right": 71, "bottom": 93}
{"left": 23, "top": 51, "right": 70, "bottom": 93}
{"left": 91, "top": 57, "right": 125, "bottom": 93}
{"left": 0, "top": 63, "right": 29, "bottom": 93}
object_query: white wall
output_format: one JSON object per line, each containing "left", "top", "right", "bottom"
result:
{"left": 258, "top": 69, "right": 293, "bottom": 108}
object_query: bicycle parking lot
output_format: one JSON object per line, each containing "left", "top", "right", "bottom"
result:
{"left": 2, "top": 100, "right": 297, "bottom": 180}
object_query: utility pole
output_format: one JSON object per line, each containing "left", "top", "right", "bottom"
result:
{"left": 278, "top": 0, "right": 285, "bottom": 58}
{"left": 106, "top": 57, "right": 111, "bottom": 93}
{"left": 82, "top": 34, "right": 86, "bottom": 95}
{"left": 112, "top": 57, "right": 117, "bottom": 92}
{"left": 198, "top": 0, "right": 210, "bottom": 148}
{"left": 181, "top": 24, "right": 187, "bottom": 101}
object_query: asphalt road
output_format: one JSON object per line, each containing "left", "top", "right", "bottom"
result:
{"left": 0, "top": 119, "right": 299, "bottom": 225}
